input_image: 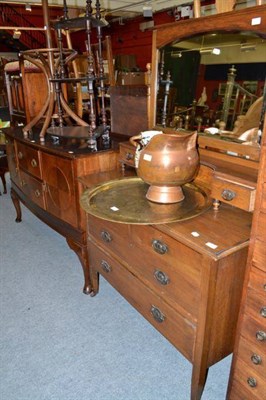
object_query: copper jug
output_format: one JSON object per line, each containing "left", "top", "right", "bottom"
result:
{"left": 130, "top": 130, "right": 199, "bottom": 204}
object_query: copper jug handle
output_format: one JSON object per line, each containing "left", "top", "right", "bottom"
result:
{"left": 130, "top": 134, "right": 142, "bottom": 148}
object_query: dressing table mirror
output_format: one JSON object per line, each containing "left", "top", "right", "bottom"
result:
{"left": 146, "top": 5, "right": 266, "bottom": 212}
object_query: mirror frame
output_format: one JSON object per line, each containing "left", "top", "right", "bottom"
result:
{"left": 149, "top": 5, "right": 266, "bottom": 128}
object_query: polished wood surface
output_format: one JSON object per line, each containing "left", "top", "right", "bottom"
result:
{"left": 227, "top": 122, "right": 266, "bottom": 399}
{"left": 5, "top": 126, "right": 120, "bottom": 294}
{"left": 84, "top": 163, "right": 252, "bottom": 399}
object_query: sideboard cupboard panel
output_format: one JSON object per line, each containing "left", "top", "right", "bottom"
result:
{"left": 42, "top": 152, "right": 78, "bottom": 228}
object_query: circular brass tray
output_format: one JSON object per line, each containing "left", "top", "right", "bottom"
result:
{"left": 80, "top": 177, "right": 211, "bottom": 224}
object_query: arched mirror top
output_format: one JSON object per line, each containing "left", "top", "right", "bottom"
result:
{"left": 150, "top": 5, "right": 266, "bottom": 152}
{"left": 153, "top": 5, "right": 266, "bottom": 50}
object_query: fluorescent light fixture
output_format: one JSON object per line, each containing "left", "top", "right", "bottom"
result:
{"left": 171, "top": 51, "right": 182, "bottom": 58}
{"left": 143, "top": 5, "right": 153, "bottom": 17}
{"left": 200, "top": 47, "right": 220, "bottom": 55}
{"left": 13, "top": 30, "right": 21, "bottom": 39}
{"left": 241, "top": 44, "right": 256, "bottom": 52}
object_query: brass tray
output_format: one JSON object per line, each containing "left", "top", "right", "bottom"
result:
{"left": 80, "top": 177, "right": 211, "bottom": 224}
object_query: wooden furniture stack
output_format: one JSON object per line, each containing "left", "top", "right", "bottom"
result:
{"left": 227, "top": 122, "right": 266, "bottom": 399}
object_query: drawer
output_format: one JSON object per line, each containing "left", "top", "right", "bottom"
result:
{"left": 211, "top": 175, "right": 256, "bottom": 212}
{"left": 19, "top": 170, "right": 45, "bottom": 209}
{"left": 119, "top": 142, "right": 136, "bottom": 168}
{"left": 241, "top": 314, "right": 266, "bottom": 353}
{"left": 245, "top": 286, "right": 266, "bottom": 322}
{"left": 237, "top": 336, "right": 265, "bottom": 380}
{"left": 89, "top": 242, "right": 196, "bottom": 362}
{"left": 88, "top": 214, "right": 131, "bottom": 262}
{"left": 16, "top": 142, "right": 41, "bottom": 179}
{"left": 249, "top": 266, "right": 266, "bottom": 293}
{"left": 130, "top": 224, "right": 201, "bottom": 321}
{"left": 230, "top": 358, "right": 265, "bottom": 400}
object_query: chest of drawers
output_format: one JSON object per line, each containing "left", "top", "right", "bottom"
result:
{"left": 87, "top": 204, "right": 252, "bottom": 399}
{"left": 227, "top": 129, "right": 266, "bottom": 400}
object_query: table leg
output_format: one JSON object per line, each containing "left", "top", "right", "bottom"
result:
{"left": 11, "top": 187, "right": 22, "bottom": 222}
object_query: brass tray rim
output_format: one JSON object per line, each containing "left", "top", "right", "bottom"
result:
{"left": 80, "top": 176, "right": 212, "bottom": 225}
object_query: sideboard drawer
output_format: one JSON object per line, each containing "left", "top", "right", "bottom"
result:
{"left": 16, "top": 141, "right": 41, "bottom": 179}
{"left": 211, "top": 175, "right": 256, "bottom": 212}
{"left": 89, "top": 241, "right": 196, "bottom": 362}
{"left": 19, "top": 170, "right": 45, "bottom": 208}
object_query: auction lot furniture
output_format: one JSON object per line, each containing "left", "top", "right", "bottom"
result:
{"left": 81, "top": 165, "right": 252, "bottom": 400}
{"left": 5, "top": 126, "right": 119, "bottom": 293}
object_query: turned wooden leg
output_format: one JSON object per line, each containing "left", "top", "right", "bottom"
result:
{"left": 11, "top": 188, "right": 22, "bottom": 222}
{"left": 191, "top": 364, "right": 209, "bottom": 400}
{"left": 66, "top": 239, "right": 92, "bottom": 295}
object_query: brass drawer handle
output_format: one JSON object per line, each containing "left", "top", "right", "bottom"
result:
{"left": 263, "top": 284, "right": 266, "bottom": 291}
{"left": 101, "top": 260, "right": 112, "bottom": 273}
{"left": 21, "top": 180, "right": 26, "bottom": 187}
{"left": 31, "top": 158, "right": 38, "bottom": 168}
{"left": 256, "top": 330, "right": 266, "bottom": 341}
{"left": 154, "top": 269, "right": 170, "bottom": 285}
{"left": 125, "top": 152, "right": 133, "bottom": 161}
{"left": 251, "top": 354, "right": 262, "bottom": 365}
{"left": 221, "top": 189, "right": 236, "bottom": 201}
{"left": 152, "top": 239, "right": 168, "bottom": 255}
{"left": 34, "top": 189, "right": 41, "bottom": 198}
{"left": 260, "top": 306, "right": 266, "bottom": 318}
{"left": 101, "top": 230, "right": 112, "bottom": 243}
{"left": 18, "top": 151, "right": 23, "bottom": 159}
{"left": 151, "top": 305, "right": 165, "bottom": 323}
{"left": 247, "top": 377, "right": 257, "bottom": 388}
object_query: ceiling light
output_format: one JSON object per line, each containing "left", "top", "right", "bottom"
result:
{"left": 25, "top": 3, "right": 32, "bottom": 11}
{"left": 13, "top": 30, "right": 21, "bottom": 39}
{"left": 212, "top": 47, "right": 221, "bottom": 55}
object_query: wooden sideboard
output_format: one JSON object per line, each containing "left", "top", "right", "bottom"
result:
{"left": 227, "top": 125, "right": 266, "bottom": 399}
{"left": 5, "top": 127, "right": 120, "bottom": 294}
{"left": 81, "top": 165, "right": 253, "bottom": 400}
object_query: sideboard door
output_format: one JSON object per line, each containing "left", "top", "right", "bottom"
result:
{"left": 42, "top": 152, "right": 78, "bottom": 228}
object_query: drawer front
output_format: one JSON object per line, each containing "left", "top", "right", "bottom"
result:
{"left": 16, "top": 142, "right": 41, "bottom": 179}
{"left": 237, "top": 336, "right": 266, "bottom": 380}
{"left": 211, "top": 177, "right": 256, "bottom": 212}
{"left": 249, "top": 267, "right": 266, "bottom": 293}
{"left": 89, "top": 242, "right": 196, "bottom": 362}
{"left": 230, "top": 358, "right": 265, "bottom": 400}
{"left": 88, "top": 214, "right": 131, "bottom": 261}
{"left": 241, "top": 314, "right": 266, "bottom": 354}
{"left": 130, "top": 225, "right": 202, "bottom": 321}
{"left": 19, "top": 170, "right": 45, "bottom": 208}
{"left": 253, "top": 239, "right": 266, "bottom": 272}
{"left": 119, "top": 142, "right": 136, "bottom": 168}
{"left": 229, "top": 378, "right": 261, "bottom": 400}
{"left": 245, "top": 287, "right": 266, "bottom": 323}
